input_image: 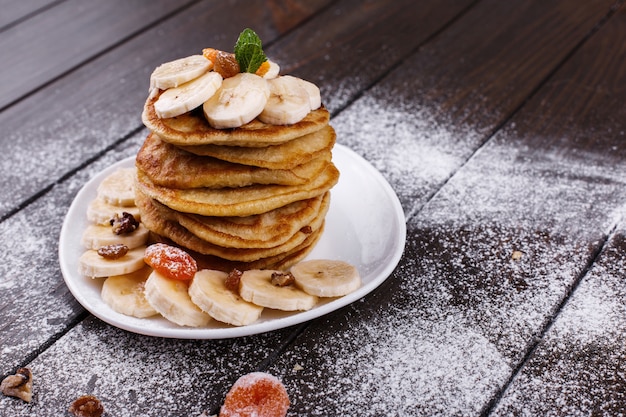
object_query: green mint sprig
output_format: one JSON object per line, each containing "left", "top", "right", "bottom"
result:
{"left": 234, "top": 28, "right": 267, "bottom": 73}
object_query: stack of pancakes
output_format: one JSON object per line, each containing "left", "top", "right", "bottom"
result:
{"left": 135, "top": 91, "right": 339, "bottom": 272}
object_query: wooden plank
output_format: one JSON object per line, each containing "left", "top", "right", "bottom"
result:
{"left": 488, "top": 5, "right": 626, "bottom": 414}
{"left": 0, "top": 0, "right": 60, "bottom": 29}
{"left": 267, "top": 0, "right": 475, "bottom": 114}
{"left": 259, "top": 0, "right": 623, "bottom": 415}
{"left": 490, "top": 225, "right": 626, "bottom": 415}
{"left": 0, "top": 0, "right": 194, "bottom": 109}
{"left": 334, "top": 0, "right": 618, "bottom": 216}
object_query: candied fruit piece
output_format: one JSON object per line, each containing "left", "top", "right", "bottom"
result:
{"left": 220, "top": 372, "right": 290, "bottom": 417}
{"left": 255, "top": 61, "right": 271, "bottom": 77}
{"left": 144, "top": 243, "right": 197, "bottom": 281}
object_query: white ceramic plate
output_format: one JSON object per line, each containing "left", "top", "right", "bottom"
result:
{"left": 59, "top": 144, "right": 406, "bottom": 339}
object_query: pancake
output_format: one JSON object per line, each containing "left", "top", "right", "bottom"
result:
{"left": 142, "top": 89, "right": 330, "bottom": 147}
{"left": 179, "top": 124, "right": 336, "bottom": 170}
{"left": 136, "top": 163, "right": 339, "bottom": 217}
{"left": 137, "top": 192, "right": 325, "bottom": 262}
{"left": 175, "top": 193, "right": 330, "bottom": 249}
{"left": 150, "top": 223, "right": 324, "bottom": 273}
{"left": 136, "top": 133, "right": 331, "bottom": 189}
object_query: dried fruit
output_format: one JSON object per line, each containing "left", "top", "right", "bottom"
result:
{"left": 271, "top": 271, "right": 295, "bottom": 287}
{"left": 255, "top": 61, "right": 271, "bottom": 77}
{"left": 144, "top": 243, "right": 197, "bottom": 281}
{"left": 225, "top": 268, "right": 243, "bottom": 292}
{"left": 202, "top": 47, "right": 219, "bottom": 63}
{"left": 69, "top": 395, "right": 104, "bottom": 417}
{"left": 220, "top": 372, "right": 289, "bottom": 417}
{"left": 97, "top": 244, "right": 129, "bottom": 260}
{"left": 110, "top": 212, "right": 139, "bottom": 235}
{"left": 214, "top": 51, "right": 240, "bottom": 78}
{"left": 1, "top": 367, "right": 32, "bottom": 403}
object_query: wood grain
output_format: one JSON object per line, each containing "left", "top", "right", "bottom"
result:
{"left": 0, "top": 0, "right": 195, "bottom": 109}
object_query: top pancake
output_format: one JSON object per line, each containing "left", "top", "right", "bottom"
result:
{"left": 142, "top": 89, "right": 330, "bottom": 147}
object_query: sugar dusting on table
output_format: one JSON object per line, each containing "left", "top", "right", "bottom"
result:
{"left": 272, "top": 89, "right": 626, "bottom": 414}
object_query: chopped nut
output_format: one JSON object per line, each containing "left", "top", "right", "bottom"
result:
{"left": 1, "top": 367, "right": 33, "bottom": 403}
{"left": 97, "top": 244, "right": 129, "bottom": 259}
{"left": 110, "top": 212, "right": 139, "bottom": 235}
{"left": 271, "top": 271, "right": 295, "bottom": 287}
{"left": 225, "top": 268, "right": 243, "bottom": 292}
{"left": 299, "top": 225, "right": 313, "bottom": 234}
{"left": 69, "top": 395, "right": 104, "bottom": 417}
{"left": 511, "top": 250, "right": 524, "bottom": 261}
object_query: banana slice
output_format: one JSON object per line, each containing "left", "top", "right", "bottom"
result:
{"left": 261, "top": 60, "right": 280, "bottom": 79}
{"left": 203, "top": 72, "right": 270, "bottom": 129}
{"left": 154, "top": 71, "right": 223, "bottom": 119}
{"left": 259, "top": 75, "right": 311, "bottom": 125}
{"left": 239, "top": 270, "right": 318, "bottom": 311}
{"left": 78, "top": 246, "right": 147, "bottom": 278}
{"left": 298, "top": 78, "right": 322, "bottom": 110}
{"left": 290, "top": 259, "right": 361, "bottom": 297}
{"left": 101, "top": 266, "right": 158, "bottom": 318}
{"left": 87, "top": 198, "right": 141, "bottom": 225}
{"left": 144, "top": 271, "right": 211, "bottom": 327}
{"left": 150, "top": 55, "right": 212, "bottom": 90}
{"left": 81, "top": 223, "right": 149, "bottom": 250}
{"left": 96, "top": 168, "right": 137, "bottom": 207}
{"left": 189, "top": 270, "right": 263, "bottom": 326}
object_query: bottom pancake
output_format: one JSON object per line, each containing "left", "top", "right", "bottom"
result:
{"left": 148, "top": 222, "right": 323, "bottom": 272}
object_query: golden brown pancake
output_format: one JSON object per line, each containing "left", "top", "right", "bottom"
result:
{"left": 179, "top": 125, "right": 336, "bottom": 170}
{"left": 150, "top": 223, "right": 323, "bottom": 272}
{"left": 136, "top": 133, "right": 331, "bottom": 189}
{"left": 176, "top": 193, "right": 330, "bottom": 249}
{"left": 136, "top": 163, "right": 339, "bottom": 217}
{"left": 136, "top": 192, "right": 325, "bottom": 262}
{"left": 142, "top": 89, "right": 330, "bottom": 147}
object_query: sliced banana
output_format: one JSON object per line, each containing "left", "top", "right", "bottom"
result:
{"left": 78, "top": 246, "right": 147, "bottom": 278}
{"left": 290, "top": 259, "right": 361, "bottom": 297}
{"left": 150, "top": 55, "right": 212, "bottom": 90}
{"left": 144, "top": 271, "right": 212, "bottom": 327}
{"left": 189, "top": 270, "right": 263, "bottom": 326}
{"left": 261, "top": 60, "right": 280, "bottom": 79}
{"left": 87, "top": 198, "right": 141, "bottom": 225}
{"left": 101, "top": 266, "right": 158, "bottom": 318}
{"left": 297, "top": 78, "right": 322, "bottom": 110}
{"left": 81, "top": 223, "right": 149, "bottom": 250}
{"left": 97, "top": 167, "right": 137, "bottom": 207}
{"left": 203, "top": 72, "right": 270, "bottom": 129}
{"left": 259, "top": 75, "right": 311, "bottom": 125}
{"left": 154, "top": 71, "right": 223, "bottom": 118}
{"left": 239, "top": 269, "right": 318, "bottom": 311}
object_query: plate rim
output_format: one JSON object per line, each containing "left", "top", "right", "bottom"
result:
{"left": 59, "top": 144, "right": 406, "bottom": 339}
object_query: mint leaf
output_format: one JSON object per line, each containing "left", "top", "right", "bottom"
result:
{"left": 234, "top": 28, "right": 267, "bottom": 73}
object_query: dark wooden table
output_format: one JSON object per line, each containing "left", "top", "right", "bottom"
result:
{"left": 2, "top": 0, "right": 625, "bottom": 415}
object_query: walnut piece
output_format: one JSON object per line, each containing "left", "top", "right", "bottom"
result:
{"left": 97, "top": 244, "right": 129, "bottom": 259}
{"left": 69, "top": 395, "right": 104, "bottom": 417}
{"left": 110, "top": 212, "right": 139, "bottom": 235}
{"left": 271, "top": 271, "right": 295, "bottom": 287}
{"left": 1, "top": 367, "right": 33, "bottom": 403}
{"left": 225, "top": 269, "right": 243, "bottom": 292}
